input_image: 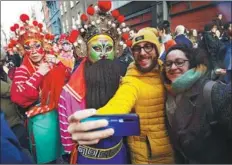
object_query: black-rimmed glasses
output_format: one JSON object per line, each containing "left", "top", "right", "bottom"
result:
{"left": 132, "top": 44, "right": 154, "bottom": 54}
{"left": 164, "top": 58, "right": 189, "bottom": 69}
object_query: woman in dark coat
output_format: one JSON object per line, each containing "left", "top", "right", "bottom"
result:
{"left": 162, "top": 45, "right": 232, "bottom": 163}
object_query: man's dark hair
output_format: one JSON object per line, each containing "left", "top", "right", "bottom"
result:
{"left": 157, "top": 20, "right": 171, "bottom": 34}
{"left": 204, "top": 23, "right": 216, "bottom": 31}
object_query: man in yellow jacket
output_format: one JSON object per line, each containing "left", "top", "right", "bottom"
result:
{"left": 68, "top": 27, "right": 174, "bottom": 164}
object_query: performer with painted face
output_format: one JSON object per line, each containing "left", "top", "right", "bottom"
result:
{"left": 10, "top": 14, "right": 71, "bottom": 164}
{"left": 58, "top": 1, "right": 133, "bottom": 164}
{"left": 57, "top": 33, "right": 75, "bottom": 71}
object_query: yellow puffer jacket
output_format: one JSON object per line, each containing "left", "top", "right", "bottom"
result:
{"left": 97, "top": 63, "right": 174, "bottom": 164}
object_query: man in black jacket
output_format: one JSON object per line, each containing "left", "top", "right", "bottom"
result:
{"left": 198, "top": 23, "right": 226, "bottom": 79}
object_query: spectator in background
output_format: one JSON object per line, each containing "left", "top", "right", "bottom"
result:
{"left": 221, "top": 22, "right": 232, "bottom": 40}
{"left": 189, "top": 29, "right": 198, "bottom": 48}
{"left": 213, "top": 13, "right": 224, "bottom": 33}
{"left": 157, "top": 20, "right": 176, "bottom": 61}
{"left": 221, "top": 22, "right": 232, "bottom": 83}
{"left": 198, "top": 23, "right": 226, "bottom": 79}
{"left": 0, "top": 51, "right": 30, "bottom": 152}
{"left": 174, "top": 25, "right": 193, "bottom": 48}
{"left": 215, "top": 30, "right": 221, "bottom": 39}
{"left": 117, "top": 28, "right": 137, "bottom": 76}
{"left": 0, "top": 111, "right": 33, "bottom": 164}
{"left": 129, "top": 28, "right": 138, "bottom": 40}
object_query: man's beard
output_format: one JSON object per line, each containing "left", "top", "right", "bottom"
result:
{"left": 84, "top": 59, "right": 121, "bottom": 109}
{"left": 135, "top": 57, "right": 158, "bottom": 73}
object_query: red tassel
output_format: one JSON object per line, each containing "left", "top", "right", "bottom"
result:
{"left": 45, "top": 34, "right": 50, "bottom": 40}
{"left": 38, "top": 23, "right": 43, "bottom": 29}
{"left": 33, "top": 20, "right": 38, "bottom": 26}
{"left": 80, "top": 14, "right": 88, "bottom": 22}
{"left": 20, "top": 14, "right": 29, "bottom": 23}
{"left": 8, "top": 43, "right": 14, "bottom": 48}
{"left": 122, "top": 33, "right": 129, "bottom": 41}
{"left": 68, "top": 30, "right": 79, "bottom": 43}
{"left": 10, "top": 26, "right": 16, "bottom": 32}
{"left": 126, "top": 40, "right": 132, "bottom": 47}
{"left": 10, "top": 39, "right": 17, "bottom": 46}
{"left": 111, "top": 10, "right": 120, "bottom": 19}
{"left": 87, "top": 5, "right": 95, "bottom": 15}
{"left": 98, "top": 1, "right": 112, "bottom": 12}
{"left": 50, "top": 35, "right": 55, "bottom": 41}
{"left": 14, "top": 24, "right": 19, "bottom": 29}
{"left": 117, "top": 15, "right": 125, "bottom": 23}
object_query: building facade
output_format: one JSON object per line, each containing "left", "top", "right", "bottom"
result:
{"left": 113, "top": 1, "right": 168, "bottom": 31}
{"left": 168, "top": 1, "right": 232, "bottom": 32}
{"left": 59, "top": 0, "right": 97, "bottom": 34}
{"left": 43, "top": 1, "right": 62, "bottom": 37}
{"left": 41, "top": 1, "right": 51, "bottom": 32}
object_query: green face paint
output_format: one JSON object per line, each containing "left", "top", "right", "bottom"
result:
{"left": 87, "top": 35, "right": 114, "bottom": 63}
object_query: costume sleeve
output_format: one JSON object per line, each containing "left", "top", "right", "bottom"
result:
{"left": 57, "top": 61, "right": 72, "bottom": 82}
{"left": 211, "top": 82, "right": 232, "bottom": 133}
{"left": 97, "top": 77, "right": 139, "bottom": 114}
{"left": 58, "top": 90, "right": 75, "bottom": 154}
{"left": 10, "top": 66, "right": 44, "bottom": 108}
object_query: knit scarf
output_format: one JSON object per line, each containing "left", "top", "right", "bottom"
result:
{"left": 165, "top": 64, "right": 207, "bottom": 95}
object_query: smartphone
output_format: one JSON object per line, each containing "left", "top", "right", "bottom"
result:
{"left": 80, "top": 114, "right": 140, "bottom": 136}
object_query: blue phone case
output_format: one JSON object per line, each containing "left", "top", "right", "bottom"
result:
{"left": 81, "top": 114, "right": 140, "bottom": 136}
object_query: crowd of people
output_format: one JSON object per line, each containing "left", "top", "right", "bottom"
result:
{"left": 0, "top": 1, "right": 231, "bottom": 164}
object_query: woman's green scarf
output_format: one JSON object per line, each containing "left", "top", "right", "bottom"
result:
{"left": 165, "top": 64, "right": 207, "bottom": 94}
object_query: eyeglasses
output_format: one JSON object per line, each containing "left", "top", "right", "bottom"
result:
{"left": 132, "top": 44, "right": 154, "bottom": 54}
{"left": 164, "top": 58, "right": 189, "bottom": 69}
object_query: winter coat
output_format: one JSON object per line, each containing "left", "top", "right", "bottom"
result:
{"left": 97, "top": 63, "right": 174, "bottom": 164}
{"left": 199, "top": 32, "right": 226, "bottom": 70}
{"left": 221, "top": 38, "right": 232, "bottom": 71}
{"left": 0, "top": 112, "right": 33, "bottom": 164}
{"left": 0, "top": 78, "right": 23, "bottom": 127}
{"left": 165, "top": 78, "right": 232, "bottom": 163}
{"left": 174, "top": 34, "right": 193, "bottom": 48}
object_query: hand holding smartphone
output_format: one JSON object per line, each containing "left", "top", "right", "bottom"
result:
{"left": 81, "top": 114, "right": 140, "bottom": 136}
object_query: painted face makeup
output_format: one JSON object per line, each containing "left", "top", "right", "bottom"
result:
{"left": 24, "top": 39, "right": 44, "bottom": 63}
{"left": 87, "top": 35, "right": 114, "bottom": 63}
{"left": 62, "top": 42, "right": 72, "bottom": 52}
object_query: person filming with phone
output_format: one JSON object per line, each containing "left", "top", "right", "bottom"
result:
{"left": 67, "top": 27, "right": 174, "bottom": 164}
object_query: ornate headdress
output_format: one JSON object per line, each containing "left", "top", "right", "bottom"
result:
{"left": 68, "top": 0, "right": 132, "bottom": 57}
{"left": 9, "top": 14, "right": 54, "bottom": 54}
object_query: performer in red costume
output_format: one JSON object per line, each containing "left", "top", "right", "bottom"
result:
{"left": 10, "top": 14, "right": 71, "bottom": 164}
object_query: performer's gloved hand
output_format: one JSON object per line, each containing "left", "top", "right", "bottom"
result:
{"left": 67, "top": 109, "right": 114, "bottom": 145}
{"left": 45, "top": 54, "right": 60, "bottom": 64}
{"left": 37, "top": 62, "right": 51, "bottom": 76}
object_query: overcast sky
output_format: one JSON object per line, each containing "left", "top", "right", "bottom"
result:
{"left": 1, "top": 1, "right": 39, "bottom": 46}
